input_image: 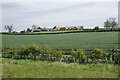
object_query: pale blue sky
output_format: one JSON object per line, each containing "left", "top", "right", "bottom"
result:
{"left": 2, "top": 2, "right": 118, "bottom": 32}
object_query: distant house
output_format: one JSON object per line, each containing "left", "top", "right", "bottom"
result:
{"left": 53, "top": 25, "right": 83, "bottom": 30}
{"left": 33, "top": 30, "right": 40, "bottom": 32}
{"left": 40, "top": 28, "right": 49, "bottom": 31}
{"left": 33, "top": 27, "right": 50, "bottom": 32}
{"left": 65, "top": 26, "right": 83, "bottom": 30}
{"left": 53, "top": 26, "right": 61, "bottom": 30}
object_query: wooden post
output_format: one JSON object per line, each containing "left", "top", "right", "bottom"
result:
{"left": 2, "top": 54, "right": 3, "bottom": 58}
{"left": 50, "top": 56, "right": 52, "bottom": 61}
{"left": 75, "top": 48, "right": 77, "bottom": 51}
{"left": 68, "top": 57, "right": 69, "bottom": 62}
{"left": 20, "top": 55, "right": 22, "bottom": 59}
{"left": 87, "top": 58, "right": 88, "bottom": 63}
{"left": 34, "top": 55, "right": 36, "bottom": 61}
{"left": 54, "top": 55, "right": 55, "bottom": 61}
{"left": 112, "top": 49, "right": 115, "bottom": 61}
{"left": 24, "top": 55, "right": 25, "bottom": 59}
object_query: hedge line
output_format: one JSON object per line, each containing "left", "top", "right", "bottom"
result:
{"left": 1, "top": 44, "right": 120, "bottom": 64}
{"left": 1, "top": 29, "right": 120, "bottom": 35}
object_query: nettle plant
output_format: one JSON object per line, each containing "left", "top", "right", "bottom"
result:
{"left": 91, "top": 48, "right": 108, "bottom": 62}
{"left": 2, "top": 47, "right": 17, "bottom": 55}
{"left": 113, "top": 53, "right": 120, "bottom": 63}
{"left": 43, "top": 46, "right": 56, "bottom": 55}
{"left": 71, "top": 49, "right": 86, "bottom": 63}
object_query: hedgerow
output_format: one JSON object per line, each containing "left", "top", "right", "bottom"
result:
{"left": 1, "top": 44, "right": 120, "bottom": 64}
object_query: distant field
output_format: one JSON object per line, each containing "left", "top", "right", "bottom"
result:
{"left": 2, "top": 32, "right": 118, "bottom": 49}
{"left": 2, "top": 58, "right": 118, "bottom": 78}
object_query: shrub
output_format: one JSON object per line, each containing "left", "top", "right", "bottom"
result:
{"left": 43, "top": 46, "right": 55, "bottom": 55}
{"left": 113, "top": 53, "right": 120, "bottom": 58}
{"left": 71, "top": 49, "right": 86, "bottom": 63}
{"left": 113, "top": 53, "right": 120, "bottom": 64}
{"left": 92, "top": 48, "right": 106, "bottom": 59}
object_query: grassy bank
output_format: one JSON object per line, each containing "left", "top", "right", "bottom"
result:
{"left": 2, "top": 58, "right": 118, "bottom": 78}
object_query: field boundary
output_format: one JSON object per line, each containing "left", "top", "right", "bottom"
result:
{"left": 1, "top": 30, "right": 120, "bottom": 35}
{"left": 1, "top": 48, "right": 120, "bottom": 64}
{"left": 1, "top": 48, "right": 120, "bottom": 54}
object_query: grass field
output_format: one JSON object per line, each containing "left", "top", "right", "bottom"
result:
{"left": 2, "top": 32, "right": 118, "bottom": 49}
{"left": 2, "top": 58, "right": 118, "bottom": 78}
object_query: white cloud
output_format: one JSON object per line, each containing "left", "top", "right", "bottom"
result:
{"left": 2, "top": 2, "right": 118, "bottom": 32}
{"left": 2, "top": 0, "right": 120, "bottom": 2}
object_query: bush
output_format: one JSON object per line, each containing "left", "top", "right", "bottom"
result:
{"left": 71, "top": 49, "right": 86, "bottom": 63}
{"left": 113, "top": 53, "right": 120, "bottom": 64}
{"left": 89, "top": 48, "right": 109, "bottom": 63}
{"left": 91, "top": 48, "right": 106, "bottom": 59}
{"left": 113, "top": 53, "right": 120, "bottom": 58}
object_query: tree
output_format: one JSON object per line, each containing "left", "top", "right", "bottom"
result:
{"left": 4, "top": 24, "right": 13, "bottom": 33}
{"left": 20, "top": 30, "right": 25, "bottom": 33}
{"left": 32, "top": 25, "right": 38, "bottom": 31}
{"left": 94, "top": 26, "right": 99, "bottom": 30}
{"left": 73, "top": 27, "right": 78, "bottom": 30}
{"left": 26, "top": 28, "right": 32, "bottom": 32}
{"left": 104, "top": 17, "right": 118, "bottom": 29}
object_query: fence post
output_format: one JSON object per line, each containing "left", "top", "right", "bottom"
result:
{"left": 2, "top": 54, "right": 4, "bottom": 58}
{"left": 67, "top": 57, "right": 69, "bottom": 62}
{"left": 50, "top": 56, "right": 52, "bottom": 61}
{"left": 20, "top": 55, "right": 22, "bottom": 59}
{"left": 34, "top": 55, "right": 36, "bottom": 61}
{"left": 75, "top": 48, "right": 77, "bottom": 51}
{"left": 112, "top": 49, "right": 115, "bottom": 61}
{"left": 54, "top": 55, "right": 55, "bottom": 61}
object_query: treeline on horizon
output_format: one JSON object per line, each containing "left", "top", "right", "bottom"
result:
{"left": 1, "top": 28, "right": 120, "bottom": 35}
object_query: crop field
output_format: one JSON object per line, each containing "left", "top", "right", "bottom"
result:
{"left": 2, "top": 32, "right": 118, "bottom": 49}
{"left": 2, "top": 58, "right": 118, "bottom": 78}
{"left": 1, "top": 32, "right": 119, "bottom": 78}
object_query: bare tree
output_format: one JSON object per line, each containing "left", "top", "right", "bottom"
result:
{"left": 4, "top": 24, "right": 13, "bottom": 33}
{"left": 104, "top": 17, "right": 118, "bottom": 29}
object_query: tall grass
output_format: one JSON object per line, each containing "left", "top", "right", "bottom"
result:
{"left": 2, "top": 58, "right": 118, "bottom": 78}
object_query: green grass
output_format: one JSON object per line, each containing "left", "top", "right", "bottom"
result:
{"left": 2, "top": 58, "right": 118, "bottom": 78}
{"left": 2, "top": 32, "right": 118, "bottom": 49}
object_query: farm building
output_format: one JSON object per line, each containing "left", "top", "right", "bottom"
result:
{"left": 65, "top": 26, "right": 83, "bottom": 30}
{"left": 53, "top": 25, "right": 83, "bottom": 30}
{"left": 33, "top": 27, "right": 50, "bottom": 32}
{"left": 53, "top": 26, "right": 61, "bottom": 30}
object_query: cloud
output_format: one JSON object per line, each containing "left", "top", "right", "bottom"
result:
{"left": 2, "top": 0, "right": 120, "bottom": 2}
{"left": 2, "top": 2, "right": 118, "bottom": 32}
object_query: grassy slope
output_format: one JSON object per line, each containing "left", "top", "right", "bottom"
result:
{"left": 2, "top": 32, "right": 118, "bottom": 49}
{"left": 2, "top": 58, "right": 118, "bottom": 78}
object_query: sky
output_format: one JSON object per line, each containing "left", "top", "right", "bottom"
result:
{"left": 1, "top": 0, "right": 119, "bottom": 32}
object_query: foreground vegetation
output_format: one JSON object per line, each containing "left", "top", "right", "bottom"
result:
{"left": 2, "top": 32, "right": 118, "bottom": 49}
{"left": 2, "top": 58, "right": 118, "bottom": 78}
{"left": 2, "top": 44, "right": 120, "bottom": 64}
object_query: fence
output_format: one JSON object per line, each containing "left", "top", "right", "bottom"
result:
{"left": 1, "top": 48, "right": 120, "bottom": 64}
{"left": 1, "top": 48, "right": 120, "bottom": 54}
